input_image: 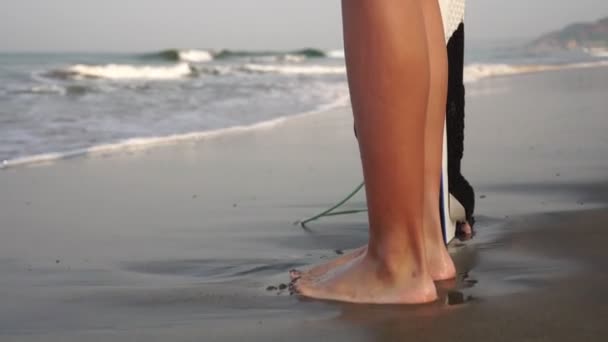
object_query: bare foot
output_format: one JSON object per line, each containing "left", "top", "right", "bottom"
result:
{"left": 423, "top": 207, "right": 457, "bottom": 281}
{"left": 294, "top": 251, "right": 437, "bottom": 304}
{"left": 294, "top": 240, "right": 455, "bottom": 283}
{"left": 290, "top": 247, "right": 366, "bottom": 281}
{"left": 425, "top": 244, "right": 456, "bottom": 281}
{"left": 292, "top": 209, "right": 459, "bottom": 284}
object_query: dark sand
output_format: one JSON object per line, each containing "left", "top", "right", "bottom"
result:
{"left": 1, "top": 66, "right": 608, "bottom": 341}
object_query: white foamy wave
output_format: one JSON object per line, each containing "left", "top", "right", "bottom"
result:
{"left": 326, "top": 50, "right": 345, "bottom": 59}
{"left": 62, "top": 63, "right": 194, "bottom": 80}
{"left": 178, "top": 50, "right": 214, "bottom": 63}
{"left": 464, "top": 60, "right": 608, "bottom": 83}
{"left": 194, "top": 65, "right": 234, "bottom": 76}
{"left": 16, "top": 84, "right": 66, "bottom": 95}
{"left": 281, "top": 54, "right": 307, "bottom": 63}
{"left": 584, "top": 48, "right": 608, "bottom": 58}
{"left": 464, "top": 64, "right": 519, "bottom": 83}
{"left": 247, "top": 54, "right": 308, "bottom": 63}
{"left": 241, "top": 64, "right": 346, "bottom": 75}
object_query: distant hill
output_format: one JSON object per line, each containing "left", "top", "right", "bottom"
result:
{"left": 529, "top": 17, "right": 608, "bottom": 53}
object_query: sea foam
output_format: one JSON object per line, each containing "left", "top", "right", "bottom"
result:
{"left": 584, "top": 48, "right": 608, "bottom": 58}
{"left": 463, "top": 60, "right": 608, "bottom": 83}
{"left": 59, "top": 63, "right": 194, "bottom": 80}
{"left": 177, "top": 50, "right": 214, "bottom": 63}
{"left": 241, "top": 64, "right": 346, "bottom": 75}
{"left": 326, "top": 50, "right": 345, "bottom": 59}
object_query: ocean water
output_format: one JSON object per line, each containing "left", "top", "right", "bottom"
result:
{"left": 1, "top": 42, "right": 607, "bottom": 167}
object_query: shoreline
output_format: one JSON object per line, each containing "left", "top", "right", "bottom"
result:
{"left": 0, "top": 101, "right": 350, "bottom": 170}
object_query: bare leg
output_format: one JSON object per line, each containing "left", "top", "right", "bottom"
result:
{"left": 295, "top": 0, "right": 437, "bottom": 304}
{"left": 292, "top": 0, "right": 456, "bottom": 285}
{"left": 420, "top": 0, "right": 456, "bottom": 280}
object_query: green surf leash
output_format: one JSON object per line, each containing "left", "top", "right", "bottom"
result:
{"left": 295, "top": 181, "right": 367, "bottom": 228}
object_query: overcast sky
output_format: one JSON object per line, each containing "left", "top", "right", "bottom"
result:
{"left": 1, "top": 0, "right": 607, "bottom": 52}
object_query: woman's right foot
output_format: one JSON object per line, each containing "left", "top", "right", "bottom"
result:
{"left": 425, "top": 242, "right": 456, "bottom": 281}
{"left": 423, "top": 204, "right": 457, "bottom": 281}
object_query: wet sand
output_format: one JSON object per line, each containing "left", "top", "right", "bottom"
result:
{"left": 1, "top": 66, "right": 608, "bottom": 341}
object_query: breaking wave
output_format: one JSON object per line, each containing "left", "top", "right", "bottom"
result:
{"left": 43, "top": 62, "right": 345, "bottom": 81}
{"left": 239, "top": 64, "right": 346, "bottom": 75}
{"left": 201, "top": 60, "right": 608, "bottom": 79}
{"left": 143, "top": 48, "right": 338, "bottom": 63}
{"left": 176, "top": 50, "right": 214, "bottom": 63}
{"left": 45, "top": 63, "right": 195, "bottom": 80}
{"left": 583, "top": 48, "right": 608, "bottom": 58}
{"left": 326, "top": 50, "right": 345, "bottom": 59}
{"left": 463, "top": 60, "right": 608, "bottom": 83}
{"left": 41, "top": 60, "right": 608, "bottom": 83}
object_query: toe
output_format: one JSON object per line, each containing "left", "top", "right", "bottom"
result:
{"left": 292, "top": 277, "right": 317, "bottom": 298}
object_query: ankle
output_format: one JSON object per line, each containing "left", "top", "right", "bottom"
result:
{"left": 423, "top": 213, "right": 446, "bottom": 249}
{"left": 365, "top": 246, "right": 429, "bottom": 282}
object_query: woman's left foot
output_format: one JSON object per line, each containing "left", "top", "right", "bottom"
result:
{"left": 292, "top": 240, "right": 455, "bottom": 283}
{"left": 294, "top": 251, "right": 438, "bottom": 304}
{"left": 290, "top": 246, "right": 366, "bottom": 281}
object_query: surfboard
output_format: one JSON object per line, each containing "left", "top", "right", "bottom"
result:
{"left": 439, "top": 0, "right": 466, "bottom": 243}
{"left": 439, "top": 0, "right": 466, "bottom": 44}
